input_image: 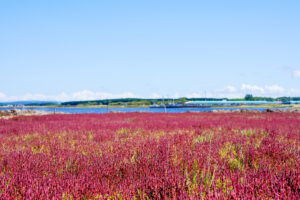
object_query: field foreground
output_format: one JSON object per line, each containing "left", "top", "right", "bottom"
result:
{"left": 0, "top": 113, "right": 299, "bottom": 199}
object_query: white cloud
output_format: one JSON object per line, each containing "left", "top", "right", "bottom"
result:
{"left": 188, "top": 84, "right": 299, "bottom": 98}
{"left": 216, "top": 86, "right": 237, "bottom": 93}
{"left": 0, "top": 85, "right": 299, "bottom": 102}
{"left": 240, "top": 84, "right": 288, "bottom": 96}
{"left": 185, "top": 92, "right": 205, "bottom": 98}
{"left": 185, "top": 91, "right": 244, "bottom": 99}
{"left": 150, "top": 93, "right": 161, "bottom": 99}
{"left": 214, "top": 93, "right": 245, "bottom": 99}
{"left": 0, "top": 92, "right": 6, "bottom": 100}
{"left": 286, "top": 88, "right": 300, "bottom": 96}
{"left": 226, "top": 86, "right": 237, "bottom": 93}
{"left": 21, "top": 93, "right": 49, "bottom": 101}
{"left": 70, "top": 90, "right": 137, "bottom": 101}
{"left": 292, "top": 70, "right": 300, "bottom": 78}
{"left": 264, "top": 85, "right": 285, "bottom": 93}
{"left": 241, "top": 84, "right": 265, "bottom": 93}
{"left": 0, "top": 91, "right": 139, "bottom": 102}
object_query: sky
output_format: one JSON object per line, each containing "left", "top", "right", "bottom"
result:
{"left": 0, "top": 0, "right": 300, "bottom": 101}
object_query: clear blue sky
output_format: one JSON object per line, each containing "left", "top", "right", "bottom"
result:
{"left": 0, "top": 0, "right": 300, "bottom": 101}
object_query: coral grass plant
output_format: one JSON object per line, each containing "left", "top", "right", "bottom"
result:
{"left": 0, "top": 113, "right": 299, "bottom": 199}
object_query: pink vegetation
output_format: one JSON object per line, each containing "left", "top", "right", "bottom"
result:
{"left": 0, "top": 113, "right": 299, "bottom": 199}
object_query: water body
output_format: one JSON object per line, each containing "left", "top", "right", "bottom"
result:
{"left": 0, "top": 107, "right": 285, "bottom": 114}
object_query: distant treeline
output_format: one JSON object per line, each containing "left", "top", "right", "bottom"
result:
{"left": 61, "top": 98, "right": 189, "bottom": 106}
{"left": 60, "top": 95, "right": 300, "bottom": 106}
{"left": 25, "top": 103, "right": 59, "bottom": 106}
{"left": 243, "top": 94, "right": 300, "bottom": 102}
{"left": 0, "top": 101, "right": 59, "bottom": 106}
{"left": 1, "top": 95, "right": 299, "bottom": 107}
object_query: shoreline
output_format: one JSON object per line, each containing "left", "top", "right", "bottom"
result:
{"left": 1, "top": 107, "right": 300, "bottom": 119}
{"left": 0, "top": 103, "right": 298, "bottom": 109}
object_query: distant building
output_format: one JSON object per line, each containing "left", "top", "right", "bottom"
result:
{"left": 184, "top": 100, "right": 281, "bottom": 106}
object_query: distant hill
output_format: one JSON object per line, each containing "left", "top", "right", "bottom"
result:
{"left": 0, "top": 101, "right": 59, "bottom": 106}
{"left": 1, "top": 96, "right": 299, "bottom": 107}
{"left": 61, "top": 96, "right": 300, "bottom": 107}
{"left": 61, "top": 97, "right": 234, "bottom": 106}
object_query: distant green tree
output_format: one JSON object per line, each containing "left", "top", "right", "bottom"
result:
{"left": 277, "top": 97, "right": 290, "bottom": 102}
{"left": 178, "top": 98, "right": 188, "bottom": 104}
{"left": 245, "top": 94, "right": 253, "bottom": 101}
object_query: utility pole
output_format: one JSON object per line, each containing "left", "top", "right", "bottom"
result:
{"left": 162, "top": 96, "right": 167, "bottom": 113}
{"left": 107, "top": 100, "right": 109, "bottom": 113}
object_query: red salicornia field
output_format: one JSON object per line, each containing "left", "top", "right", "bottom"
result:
{"left": 0, "top": 113, "right": 299, "bottom": 199}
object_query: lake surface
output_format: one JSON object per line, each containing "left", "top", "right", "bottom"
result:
{"left": 0, "top": 107, "right": 285, "bottom": 114}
